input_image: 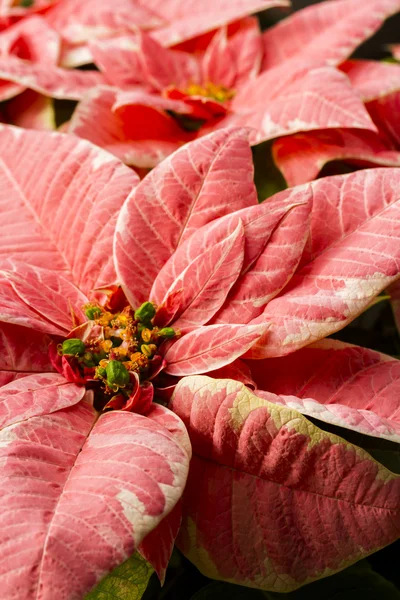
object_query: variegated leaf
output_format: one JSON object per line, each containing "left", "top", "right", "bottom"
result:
{"left": 170, "top": 376, "right": 400, "bottom": 592}
{"left": 273, "top": 129, "right": 400, "bottom": 186}
{"left": 0, "top": 322, "right": 54, "bottom": 386}
{"left": 248, "top": 339, "right": 400, "bottom": 443}
{"left": 248, "top": 169, "right": 400, "bottom": 357}
{"left": 164, "top": 323, "right": 268, "bottom": 376}
{"left": 0, "top": 401, "right": 190, "bottom": 599}
{"left": 114, "top": 128, "right": 257, "bottom": 308}
{"left": 0, "top": 124, "right": 138, "bottom": 294}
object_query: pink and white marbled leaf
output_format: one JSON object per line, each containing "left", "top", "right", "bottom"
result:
{"left": 171, "top": 376, "right": 400, "bottom": 591}
{"left": 249, "top": 339, "right": 400, "bottom": 442}
{"left": 164, "top": 323, "right": 268, "bottom": 376}
{"left": 0, "top": 401, "right": 190, "bottom": 599}
{"left": 248, "top": 169, "right": 400, "bottom": 357}
{"left": 114, "top": 128, "right": 257, "bottom": 307}
{"left": 0, "top": 124, "right": 138, "bottom": 294}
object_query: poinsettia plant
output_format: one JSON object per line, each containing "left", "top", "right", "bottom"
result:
{"left": 63, "top": 0, "right": 400, "bottom": 168}
{"left": 0, "top": 123, "right": 400, "bottom": 599}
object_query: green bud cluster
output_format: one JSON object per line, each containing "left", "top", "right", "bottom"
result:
{"left": 62, "top": 338, "right": 86, "bottom": 356}
{"left": 134, "top": 302, "right": 156, "bottom": 323}
{"left": 105, "top": 360, "right": 130, "bottom": 387}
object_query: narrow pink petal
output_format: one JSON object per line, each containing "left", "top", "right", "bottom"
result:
{"left": 0, "top": 322, "right": 54, "bottom": 386}
{"left": 274, "top": 128, "right": 400, "bottom": 187}
{"left": 200, "top": 18, "right": 263, "bottom": 89}
{"left": 0, "top": 372, "right": 84, "bottom": 428}
{"left": 164, "top": 323, "right": 268, "bottom": 376}
{"left": 170, "top": 376, "right": 400, "bottom": 591}
{"left": 154, "top": 219, "right": 245, "bottom": 328}
{"left": 212, "top": 186, "right": 312, "bottom": 323}
{"left": 92, "top": 31, "right": 199, "bottom": 90}
{"left": 0, "top": 15, "right": 60, "bottom": 65}
{"left": 262, "top": 0, "right": 400, "bottom": 71}
{"left": 0, "top": 402, "right": 190, "bottom": 599}
{"left": 249, "top": 339, "right": 400, "bottom": 442}
{"left": 114, "top": 128, "right": 257, "bottom": 307}
{"left": 248, "top": 168, "right": 400, "bottom": 357}
{"left": 152, "top": 186, "right": 311, "bottom": 310}
{"left": 0, "top": 124, "right": 138, "bottom": 294}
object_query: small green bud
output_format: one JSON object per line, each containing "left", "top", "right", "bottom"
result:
{"left": 158, "top": 327, "right": 176, "bottom": 339}
{"left": 85, "top": 306, "right": 102, "bottom": 320}
{"left": 19, "top": 0, "right": 34, "bottom": 7}
{"left": 96, "top": 366, "right": 107, "bottom": 379}
{"left": 106, "top": 360, "right": 130, "bottom": 387}
{"left": 134, "top": 302, "right": 156, "bottom": 323}
{"left": 62, "top": 338, "right": 86, "bottom": 356}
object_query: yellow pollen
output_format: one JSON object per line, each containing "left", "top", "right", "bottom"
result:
{"left": 141, "top": 327, "right": 152, "bottom": 343}
{"left": 101, "top": 340, "right": 113, "bottom": 352}
{"left": 184, "top": 82, "right": 235, "bottom": 103}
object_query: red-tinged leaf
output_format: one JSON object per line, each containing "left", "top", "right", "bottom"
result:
{"left": 0, "top": 272, "right": 66, "bottom": 335}
{"left": 0, "top": 15, "right": 60, "bottom": 65}
{"left": 151, "top": 0, "right": 288, "bottom": 47}
{"left": 68, "top": 86, "right": 189, "bottom": 168}
{"left": 273, "top": 129, "right": 400, "bottom": 187}
{"left": 0, "top": 322, "right": 54, "bottom": 386}
{"left": 114, "top": 128, "right": 257, "bottom": 307}
{"left": 46, "top": 0, "right": 163, "bottom": 45}
{"left": 367, "top": 92, "right": 400, "bottom": 148}
{"left": 207, "top": 358, "right": 256, "bottom": 388}
{"left": 0, "top": 401, "right": 190, "bottom": 599}
{"left": 389, "top": 279, "right": 400, "bottom": 335}
{"left": 248, "top": 169, "right": 400, "bottom": 357}
{"left": 0, "top": 55, "right": 103, "bottom": 100}
{"left": 152, "top": 187, "right": 311, "bottom": 310}
{"left": 0, "top": 124, "right": 138, "bottom": 294}
{"left": 164, "top": 323, "right": 268, "bottom": 376}
{"left": 201, "top": 18, "right": 262, "bottom": 89}
{"left": 155, "top": 220, "right": 245, "bottom": 328}
{"left": 170, "top": 376, "right": 400, "bottom": 591}
{"left": 1, "top": 261, "right": 88, "bottom": 331}
{"left": 138, "top": 501, "right": 182, "bottom": 583}
{"left": 340, "top": 59, "right": 400, "bottom": 101}
{"left": 91, "top": 32, "right": 199, "bottom": 90}
{"left": 0, "top": 372, "right": 85, "bottom": 428}
{"left": 248, "top": 339, "right": 400, "bottom": 443}
{"left": 262, "top": 0, "right": 400, "bottom": 71}
{"left": 226, "top": 66, "right": 376, "bottom": 145}
{"left": 212, "top": 187, "right": 312, "bottom": 324}
{"left": 4, "top": 89, "right": 55, "bottom": 130}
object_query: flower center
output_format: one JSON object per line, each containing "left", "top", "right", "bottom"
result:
{"left": 58, "top": 301, "right": 179, "bottom": 409}
{"left": 183, "top": 82, "right": 235, "bottom": 103}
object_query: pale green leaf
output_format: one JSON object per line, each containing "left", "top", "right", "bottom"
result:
{"left": 85, "top": 552, "right": 153, "bottom": 600}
